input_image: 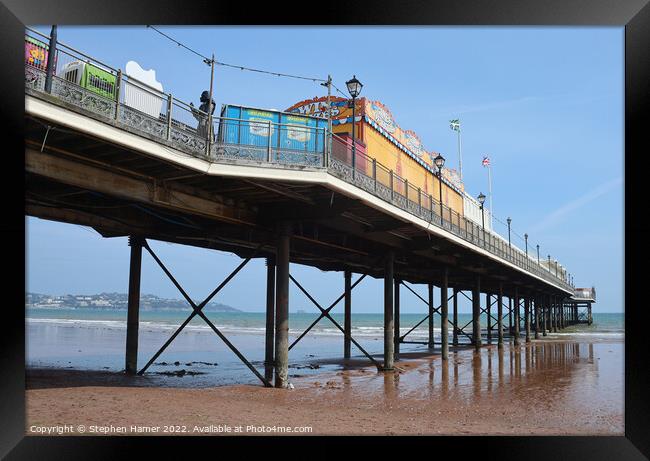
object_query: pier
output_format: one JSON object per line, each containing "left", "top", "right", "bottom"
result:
{"left": 24, "top": 28, "right": 596, "bottom": 388}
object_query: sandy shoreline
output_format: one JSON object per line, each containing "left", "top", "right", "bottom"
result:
{"left": 25, "top": 339, "right": 623, "bottom": 436}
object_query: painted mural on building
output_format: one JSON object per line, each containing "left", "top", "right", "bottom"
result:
{"left": 286, "top": 96, "right": 464, "bottom": 191}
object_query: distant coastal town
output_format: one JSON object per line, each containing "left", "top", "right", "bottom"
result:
{"left": 25, "top": 292, "right": 242, "bottom": 312}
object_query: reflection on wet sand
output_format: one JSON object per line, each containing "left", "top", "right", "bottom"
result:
{"left": 301, "top": 341, "right": 611, "bottom": 407}
{"left": 26, "top": 339, "right": 622, "bottom": 436}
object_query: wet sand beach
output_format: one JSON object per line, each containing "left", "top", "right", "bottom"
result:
{"left": 26, "top": 339, "right": 623, "bottom": 436}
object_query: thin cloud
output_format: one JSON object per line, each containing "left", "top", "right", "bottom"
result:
{"left": 529, "top": 177, "right": 623, "bottom": 233}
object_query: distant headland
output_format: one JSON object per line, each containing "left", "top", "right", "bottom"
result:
{"left": 25, "top": 292, "right": 242, "bottom": 312}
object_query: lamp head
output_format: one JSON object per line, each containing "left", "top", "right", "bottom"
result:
{"left": 433, "top": 153, "right": 445, "bottom": 170}
{"left": 346, "top": 75, "right": 363, "bottom": 98}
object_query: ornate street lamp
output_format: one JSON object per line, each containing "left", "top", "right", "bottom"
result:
{"left": 346, "top": 75, "right": 363, "bottom": 178}
{"left": 478, "top": 192, "right": 486, "bottom": 245}
{"left": 524, "top": 233, "right": 528, "bottom": 269}
{"left": 434, "top": 153, "right": 445, "bottom": 224}
{"left": 536, "top": 244, "right": 540, "bottom": 266}
{"left": 524, "top": 233, "right": 528, "bottom": 257}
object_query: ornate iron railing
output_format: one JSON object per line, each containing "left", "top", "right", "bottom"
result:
{"left": 24, "top": 27, "right": 573, "bottom": 292}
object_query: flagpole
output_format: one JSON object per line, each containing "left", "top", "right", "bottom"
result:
{"left": 458, "top": 125, "right": 463, "bottom": 181}
{"left": 488, "top": 164, "right": 493, "bottom": 230}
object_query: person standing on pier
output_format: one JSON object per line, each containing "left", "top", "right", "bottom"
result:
{"left": 190, "top": 90, "right": 216, "bottom": 140}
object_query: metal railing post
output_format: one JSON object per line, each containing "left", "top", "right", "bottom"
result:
{"left": 114, "top": 69, "right": 122, "bottom": 120}
{"left": 166, "top": 94, "right": 173, "bottom": 140}
{"left": 430, "top": 194, "right": 434, "bottom": 222}
{"left": 267, "top": 121, "right": 273, "bottom": 162}
{"left": 390, "top": 171, "right": 394, "bottom": 200}
{"left": 323, "top": 129, "right": 328, "bottom": 167}
{"left": 372, "top": 159, "right": 377, "bottom": 191}
{"left": 405, "top": 179, "right": 409, "bottom": 202}
{"left": 418, "top": 188, "right": 422, "bottom": 215}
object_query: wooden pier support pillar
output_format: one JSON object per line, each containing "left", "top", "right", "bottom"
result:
{"left": 513, "top": 287, "right": 520, "bottom": 346}
{"left": 274, "top": 223, "right": 291, "bottom": 388}
{"left": 472, "top": 275, "right": 481, "bottom": 351}
{"left": 125, "top": 236, "right": 143, "bottom": 375}
{"left": 534, "top": 296, "right": 540, "bottom": 339}
{"left": 394, "top": 278, "right": 401, "bottom": 361}
{"left": 384, "top": 251, "right": 395, "bottom": 371}
{"left": 344, "top": 270, "right": 352, "bottom": 359}
{"left": 497, "top": 284, "right": 504, "bottom": 349}
{"left": 264, "top": 257, "right": 276, "bottom": 383}
{"left": 486, "top": 293, "right": 492, "bottom": 345}
{"left": 452, "top": 288, "right": 458, "bottom": 346}
{"left": 524, "top": 296, "right": 531, "bottom": 343}
{"left": 428, "top": 283, "right": 435, "bottom": 348}
{"left": 441, "top": 267, "right": 449, "bottom": 360}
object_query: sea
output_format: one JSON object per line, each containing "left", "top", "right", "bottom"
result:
{"left": 26, "top": 308, "right": 624, "bottom": 387}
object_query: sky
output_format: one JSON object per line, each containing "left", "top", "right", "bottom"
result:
{"left": 25, "top": 26, "right": 623, "bottom": 313}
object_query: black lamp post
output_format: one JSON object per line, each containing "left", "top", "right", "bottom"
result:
{"left": 434, "top": 154, "right": 445, "bottom": 224}
{"left": 548, "top": 254, "right": 551, "bottom": 273}
{"left": 524, "top": 233, "right": 528, "bottom": 257}
{"left": 536, "top": 244, "right": 540, "bottom": 266}
{"left": 524, "top": 233, "right": 528, "bottom": 268}
{"left": 346, "top": 75, "right": 363, "bottom": 178}
{"left": 507, "top": 217, "right": 512, "bottom": 258}
{"left": 477, "top": 192, "right": 486, "bottom": 245}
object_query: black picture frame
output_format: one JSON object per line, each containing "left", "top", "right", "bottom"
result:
{"left": 2, "top": 0, "right": 647, "bottom": 458}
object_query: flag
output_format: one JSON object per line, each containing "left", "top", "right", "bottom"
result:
{"left": 449, "top": 119, "right": 460, "bottom": 131}
{"left": 482, "top": 156, "right": 490, "bottom": 167}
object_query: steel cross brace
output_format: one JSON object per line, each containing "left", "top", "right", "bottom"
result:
{"left": 455, "top": 299, "right": 508, "bottom": 342}
{"left": 484, "top": 295, "right": 501, "bottom": 331}
{"left": 137, "top": 241, "right": 272, "bottom": 387}
{"left": 578, "top": 308, "right": 588, "bottom": 321}
{"left": 517, "top": 297, "right": 524, "bottom": 328}
{"left": 288, "top": 273, "right": 367, "bottom": 350}
{"left": 457, "top": 304, "right": 495, "bottom": 335}
{"left": 398, "top": 281, "right": 453, "bottom": 341}
{"left": 289, "top": 274, "right": 384, "bottom": 370}
{"left": 399, "top": 282, "right": 473, "bottom": 343}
